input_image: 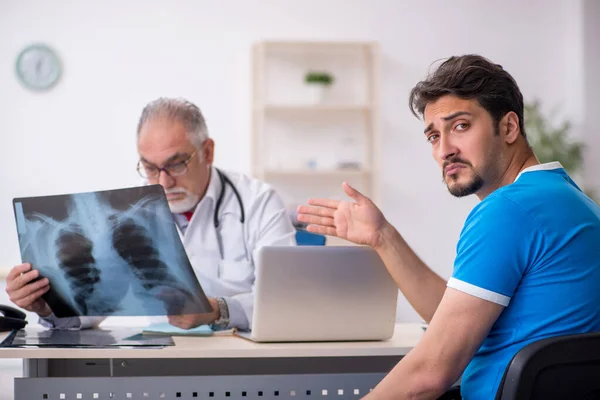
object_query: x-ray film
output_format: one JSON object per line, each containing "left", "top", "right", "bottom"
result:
{"left": 6, "top": 328, "right": 175, "bottom": 347}
{"left": 12, "top": 185, "right": 212, "bottom": 318}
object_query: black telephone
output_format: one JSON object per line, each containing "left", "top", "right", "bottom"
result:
{"left": 0, "top": 304, "right": 28, "bottom": 332}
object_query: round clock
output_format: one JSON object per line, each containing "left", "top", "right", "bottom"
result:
{"left": 15, "top": 44, "right": 62, "bottom": 91}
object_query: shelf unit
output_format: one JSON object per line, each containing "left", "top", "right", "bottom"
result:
{"left": 263, "top": 168, "right": 372, "bottom": 178}
{"left": 259, "top": 105, "right": 372, "bottom": 113}
{"left": 251, "top": 41, "right": 380, "bottom": 244}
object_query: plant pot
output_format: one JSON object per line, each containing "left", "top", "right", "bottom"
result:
{"left": 306, "top": 84, "right": 326, "bottom": 105}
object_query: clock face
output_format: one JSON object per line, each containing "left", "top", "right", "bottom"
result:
{"left": 15, "top": 44, "right": 62, "bottom": 91}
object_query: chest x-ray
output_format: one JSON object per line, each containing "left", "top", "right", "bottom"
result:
{"left": 12, "top": 184, "right": 211, "bottom": 318}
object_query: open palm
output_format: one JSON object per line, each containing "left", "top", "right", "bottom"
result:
{"left": 297, "top": 182, "right": 387, "bottom": 248}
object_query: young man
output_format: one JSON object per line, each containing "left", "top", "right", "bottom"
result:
{"left": 6, "top": 98, "right": 296, "bottom": 332}
{"left": 298, "top": 55, "right": 600, "bottom": 399}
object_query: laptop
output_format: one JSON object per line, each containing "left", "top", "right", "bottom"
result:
{"left": 238, "top": 245, "right": 398, "bottom": 342}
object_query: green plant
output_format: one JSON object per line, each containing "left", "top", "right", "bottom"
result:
{"left": 304, "top": 71, "right": 334, "bottom": 86}
{"left": 525, "top": 100, "right": 583, "bottom": 174}
{"left": 524, "top": 99, "right": 594, "bottom": 199}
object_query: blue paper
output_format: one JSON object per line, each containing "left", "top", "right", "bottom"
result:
{"left": 142, "top": 323, "right": 214, "bottom": 336}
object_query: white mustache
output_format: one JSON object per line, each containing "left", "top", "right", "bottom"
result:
{"left": 164, "top": 188, "right": 189, "bottom": 196}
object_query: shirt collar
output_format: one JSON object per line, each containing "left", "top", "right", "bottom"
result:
{"left": 514, "top": 161, "right": 564, "bottom": 182}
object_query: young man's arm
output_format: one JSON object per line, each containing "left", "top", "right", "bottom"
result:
{"left": 298, "top": 183, "right": 446, "bottom": 322}
{"left": 374, "top": 224, "right": 447, "bottom": 322}
{"left": 364, "top": 288, "right": 504, "bottom": 399}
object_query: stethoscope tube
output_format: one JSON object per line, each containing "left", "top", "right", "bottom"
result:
{"left": 213, "top": 168, "right": 249, "bottom": 262}
{"left": 214, "top": 168, "right": 245, "bottom": 228}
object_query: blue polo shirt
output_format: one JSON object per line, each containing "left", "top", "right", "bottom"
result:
{"left": 447, "top": 162, "right": 600, "bottom": 399}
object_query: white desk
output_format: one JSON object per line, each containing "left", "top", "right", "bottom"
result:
{"left": 0, "top": 323, "right": 423, "bottom": 400}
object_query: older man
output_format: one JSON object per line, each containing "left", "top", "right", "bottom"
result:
{"left": 7, "top": 98, "right": 296, "bottom": 331}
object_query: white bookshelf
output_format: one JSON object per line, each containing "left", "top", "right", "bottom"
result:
{"left": 263, "top": 168, "right": 372, "bottom": 178}
{"left": 251, "top": 41, "right": 381, "bottom": 231}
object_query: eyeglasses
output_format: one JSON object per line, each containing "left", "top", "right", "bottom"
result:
{"left": 136, "top": 150, "right": 198, "bottom": 179}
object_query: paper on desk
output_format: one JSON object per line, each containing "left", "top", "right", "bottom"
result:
{"left": 142, "top": 323, "right": 235, "bottom": 336}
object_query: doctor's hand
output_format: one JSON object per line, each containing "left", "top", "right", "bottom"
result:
{"left": 297, "top": 182, "right": 393, "bottom": 249}
{"left": 167, "top": 297, "right": 220, "bottom": 330}
{"left": 5, "top": 263, "right": 52, "bottom": 317}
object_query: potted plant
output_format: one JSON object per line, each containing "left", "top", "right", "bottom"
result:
{"left": 525, "top": 99, "right": 594, "bottom": 199}
{"left": 304, "top": 71, "right": 334, "bottom": 104}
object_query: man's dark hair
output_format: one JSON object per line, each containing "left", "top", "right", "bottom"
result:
{"left": 409, "top": 54, "right": 526, "bottom": 138}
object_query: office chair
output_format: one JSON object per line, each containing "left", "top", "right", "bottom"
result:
{"left": 495, "top": 331, "right": 600, "bottom": 399}
{"left": 437, "top": 386, "right": 461, "bottom": 400}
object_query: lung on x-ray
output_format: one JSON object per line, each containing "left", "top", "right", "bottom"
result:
{"left": 12, "top": 184, "right": 211, "bottom": 318}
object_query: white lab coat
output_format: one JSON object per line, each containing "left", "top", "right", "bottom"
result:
{"left": 40, "top": 167, "right": 297, "bottom": 330}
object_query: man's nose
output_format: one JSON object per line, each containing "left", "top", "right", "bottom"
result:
{"left": 158, "top": 170, "right": 175, "bottom": 188}
{"left": 438, "top": 134, "right": 458, "bottom": 161}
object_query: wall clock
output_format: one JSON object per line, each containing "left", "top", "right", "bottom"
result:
{"left": 15, "top": 43, "right": 62, "bottom": 91}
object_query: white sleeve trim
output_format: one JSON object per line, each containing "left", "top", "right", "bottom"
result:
{"left": 447, "top": 278, "right": 511, "bottom": 306}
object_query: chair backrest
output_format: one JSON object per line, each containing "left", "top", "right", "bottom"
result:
{"left": 495, "top": 331, "right": 600, "bottom": 400}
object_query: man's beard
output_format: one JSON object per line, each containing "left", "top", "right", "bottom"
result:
{"left": 442, "top": 158, "right": 484, "bottom": 197}
{"left": 164, "top": 187, "right": 201, "bottom": 213}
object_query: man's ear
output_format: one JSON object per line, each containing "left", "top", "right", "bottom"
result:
{"left": 203, "top": 138, "right": 215, "bottom": 165}
{"left": 500, "top": 111, "right": 521, "bottom": 144}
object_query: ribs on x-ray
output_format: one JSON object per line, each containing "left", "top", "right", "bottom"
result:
{"left": 13, "top": 185, "right": 210, "bottom": 318}
{"left": 112, "top": 217, "right": 198, "bottom": 315}
{"left": 55, "top": 224, "right": 103, "bottom": 315}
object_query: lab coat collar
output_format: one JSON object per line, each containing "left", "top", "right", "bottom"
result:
{"left": 177, "top": 166, "right": 223, "bottom": 234}
{"left": 188, "top": 165, "right": 223, "bottom": 218}
{"left": 203, "top": 165, "right": 223, "bottom": 203}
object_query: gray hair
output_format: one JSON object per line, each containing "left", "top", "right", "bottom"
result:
{"left": 136, "top": 97, "right": 209, "bottom": 149}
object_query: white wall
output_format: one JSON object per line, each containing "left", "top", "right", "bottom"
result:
{"left": 582, "top": 0, "right": 600, "bottom": 191}
{"left": 0, "top": 0, "right": 588, "bottom": 323}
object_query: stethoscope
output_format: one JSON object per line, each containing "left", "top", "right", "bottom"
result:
{"left": 213, "top": 168, "right": 249, "bottom": 262}
{"left": 214, "top": 168, "right": 245, "bottom": 230}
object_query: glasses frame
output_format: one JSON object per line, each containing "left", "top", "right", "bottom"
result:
{"left": 136, "top": 150, "right": 198, "bottom": 179}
